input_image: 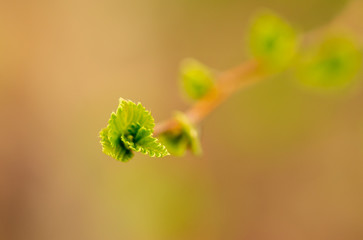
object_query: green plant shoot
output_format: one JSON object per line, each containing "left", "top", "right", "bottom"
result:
{"left": 100, "top": 98, "right": 169, "bottom": 162}
{"left": 159, "top": 112, "right": 202, "bottom": 156}
{"left": 99, "top": 9, "right": 363, "bottom": 163}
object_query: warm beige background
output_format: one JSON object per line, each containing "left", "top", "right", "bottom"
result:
{"left": 1, "top": 0, "right": 363, "bottom": 239}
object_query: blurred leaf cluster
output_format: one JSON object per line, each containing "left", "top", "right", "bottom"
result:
{"left": 159, "top": 112, "right": 202, "bottom": 156}
{"left": 248, "top": 10, "right": 298, "bottom": 72}
{"left": 248, "top": 11, "right": 362, "bottom": 90}
{"left": 296, "top": 36, "right": 362, "bottom": 91}
{"left": 180, "top": 58, "right": 216, "bottom": 100}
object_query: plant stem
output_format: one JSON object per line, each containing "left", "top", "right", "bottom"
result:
{"left": 153, "top": 59, "right": 265, "bottom": 136}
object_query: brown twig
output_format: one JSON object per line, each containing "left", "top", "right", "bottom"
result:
{"left": 153, "top": 59, "right": 265, "bottom": 136}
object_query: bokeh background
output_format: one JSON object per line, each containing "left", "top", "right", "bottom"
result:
{"left": 1, "top": 0, "right": 363, "bottom": 239}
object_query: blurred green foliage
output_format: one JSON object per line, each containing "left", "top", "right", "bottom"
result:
{"left": 180, "top": 58, "right": 215, "bottom": 100}
{"left": 295, "top": 35, "right": 362, "bottom": 92}
{"left": 159, "top": 112, "right": 202, "bottom": 156}
{"left": 248, "top": 10, "right": 298, "bottom": 72}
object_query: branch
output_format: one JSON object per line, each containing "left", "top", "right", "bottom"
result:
{"left": 153, "top": 59, "right": 265, "bottom": 136}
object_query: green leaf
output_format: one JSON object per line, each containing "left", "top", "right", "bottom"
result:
{"left": 100, "top": 98, "right": 169, "bottom": 162}
{"left": 295, "top": 35, "right": 362, "bottom": 92}
{"left": 248, "top": 10, "right": 298, "bottom": 72}
{"left": 107, "top": 98, "right": 154, "bottom": 147}
{"left": 121, "top": 124, "right": 169, "bottom": 157}
{"left": 180, "top": 58, "right": 215, "bottom": 100}
{"left": 159, "top": 112, "right": 202, "bottom": 156}
{"left": 100, "top": 127, "right": 134, "bottom": 162}
{"left": 159, "top": 132, "right": 189, "bottom": 156}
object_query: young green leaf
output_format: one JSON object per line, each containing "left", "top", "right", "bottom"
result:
{"left": 121, "top": 124, "right": 169, "bottom": 157}
{"left": 159, "top": 112, "right": 202, "bottom": 156}
{"left": 180, "top": 58, "right": 215, "bottom": 100}
{"left": 100, "top": 98, "right": 169, "bottom": 162}
{"left": 248, "top": 10, "right": 298, "bottom": 72}
{"left": 295, "top": 35, "right": 362, "bottom": 92}
{"left": 100, "top": 127, "right": 134, "bottom": 162}
{"left": 159, "top": 132, "right": 189, "bottom": 156}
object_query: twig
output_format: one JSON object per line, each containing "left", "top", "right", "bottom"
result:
{"left": 153, "top": 59, "right": 265, "bottom": 136}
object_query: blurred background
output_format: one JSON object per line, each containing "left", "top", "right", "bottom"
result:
{"left": 1, "top": 0, "right": 363, "bottom": 239}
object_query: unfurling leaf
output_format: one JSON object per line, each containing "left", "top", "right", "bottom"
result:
{"left": 159, "top": 112, "right": 202, "bottom": 156}
{"left": 100, "top": 98, "right": 169, "bottom": 162}
{"left": 180, "top": 58, "right": 215, "bottom": 100}
{"left": 295, "top": 35, "right": 362, "bottom": 92}
{"left": 248, "top": 10, "right": 298, "bottom": 72}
